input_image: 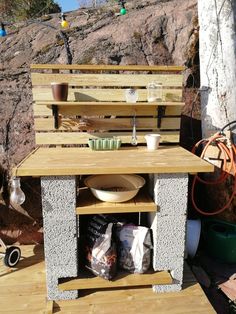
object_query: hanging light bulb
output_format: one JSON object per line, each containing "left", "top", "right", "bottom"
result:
{"left": 0, "top": 23, "right": 7, "bottom": 37}
{"left": 120, "top": 7, "right": 127, "bottom": 15}
{"left": 61, "top": 13, "right": 69, "bottom": 28}
{"left": 119, "top": 0, "right": 127, "bottom": 15}
{"left": 10, "top": 177, "right": 25, "bottom": 205}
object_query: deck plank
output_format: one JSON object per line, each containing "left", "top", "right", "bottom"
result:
{"left": 0, "top": 245, "right": 215, "bottom": 313}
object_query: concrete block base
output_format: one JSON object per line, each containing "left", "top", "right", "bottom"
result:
{"left": 148, "top": 173, "right": 188, "bottom": 292}
{"left": 41, "top": 173, "right": 189, "bottom": 298}
{"left": 41, "top": 176, "right": 78, "bottom": 300}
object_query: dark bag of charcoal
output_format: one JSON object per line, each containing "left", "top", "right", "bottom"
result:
{"left": 85, "top": 215, "right": 118, "bottom": 280}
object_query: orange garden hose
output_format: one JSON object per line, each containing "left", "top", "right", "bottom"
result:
{"left": 191, "top": 131, "right": 236, "bottom": 216}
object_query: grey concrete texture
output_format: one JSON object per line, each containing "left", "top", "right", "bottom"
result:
{"left": 41, "top": 176, "right": 76, "bottom": 220}
{"left": 46, "top": 272, "right": 78, "bottom": 300}
{"left": 43, "top": 218, "right": 77, "bottom": 267}
{"left": 152, "top": 283, "right": 182, "bottom": 293}
{"left": 41, "top": 176, "right": 79, "bottom": 300}
{"left": 149, "top": 173, "right": 188, "bottom": 292}
{"left": 152, "top": 214, "right": 187, "bottom": 269}
{"left": 153, "top": 173, "right": 188, "bottom": 216}
{"left": 153, "top": 264, "right": 184, "bottom": 292}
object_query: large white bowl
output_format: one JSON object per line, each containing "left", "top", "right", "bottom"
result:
{"left": 84, "top": 174, "right": 145, "bottom": 203}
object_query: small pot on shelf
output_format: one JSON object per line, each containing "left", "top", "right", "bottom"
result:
{"left": 51, "top": 82, "right": 68, "bottom": 101}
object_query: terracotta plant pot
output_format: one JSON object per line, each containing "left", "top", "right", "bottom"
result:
{"left": 51, "top": 82, "right": 68, "bottom": 101}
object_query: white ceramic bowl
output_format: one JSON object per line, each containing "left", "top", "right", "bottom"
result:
{"left": 84, "top": 174, "right": 145, "bottom": 203}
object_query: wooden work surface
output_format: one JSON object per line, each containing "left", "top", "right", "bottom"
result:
{"left": 0, "top": 245, "right": 216, "bottom": 314}
{"left": 14, "top": 146, "right": 213, "bottom": 177}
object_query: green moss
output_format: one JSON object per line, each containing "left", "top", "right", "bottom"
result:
{"left": 39, "top": 43, "right": 53, "bottom": 54}
{"left": 56, "top": 39, "right": 64, "bottom": 46}
{"left": 133, "top": 31, "right": 142, "bottom": 40}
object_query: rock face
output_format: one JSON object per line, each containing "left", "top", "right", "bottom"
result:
{"left": 0, "top": 0, "right": 199, "bottom": 243}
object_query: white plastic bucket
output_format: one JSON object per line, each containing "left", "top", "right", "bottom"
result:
{"left": 185, "top": 219, "right": 201, "bottom": 258}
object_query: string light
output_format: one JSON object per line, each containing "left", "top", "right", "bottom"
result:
{"left": 118, "top": 0, "right": 127, "bottom": 15}
{"left": 10, "top": 177, "right": 26, "bottom": 205}
{"left": 61, "top": 13, "right": 69, "bottom": 28}
{"left": 1, "top": 2, "right": 129, "bottom": 39}
{"left": 0, "top": 23, "right": 7, "bottom": 37}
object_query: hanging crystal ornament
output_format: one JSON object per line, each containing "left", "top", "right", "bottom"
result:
{"left": 61, "top": 13, "right": 69, "bottom": 28}
{"left": 0, "top": 23, "right": 7, "bottom": 37}
{"left": 10, "top": 177, "right": 25, "bottom": 205}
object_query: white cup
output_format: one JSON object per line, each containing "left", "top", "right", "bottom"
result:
{"left": 125, "top": 88, "right": 138, "bottom": 103}
{"left": 145, "top": 134, "right": 161, "bottom": 150}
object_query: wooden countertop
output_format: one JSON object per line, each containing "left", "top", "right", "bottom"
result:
{"left": 13, "top": 146, "right": 214, "bottom": 177}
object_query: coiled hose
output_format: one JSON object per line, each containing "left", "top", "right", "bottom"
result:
{"left": 191, "top": 129, "right": 236, "bottom": 216}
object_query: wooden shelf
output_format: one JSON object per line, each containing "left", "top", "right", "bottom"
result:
{"left": 76, "top": 189, "right": 157, "bottom": 215}
{"left": 36, "top": 101, "right": 185, "bottom": 106}
{"left": 35, "top": 101, "right": 184, "bottom": 129}
{"left": 58, "top": 270, "right": 172, "bottom": 291}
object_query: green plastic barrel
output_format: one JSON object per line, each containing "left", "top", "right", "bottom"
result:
{"left": 202, "top": 219, "right": 236, "bottom": 263}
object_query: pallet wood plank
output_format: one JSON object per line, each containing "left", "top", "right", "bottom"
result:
{"left": 34, "top": 117, "right": 181, "bottom": 131}
{"left": 35, "top": 101, "right": 184, "bottom": 106}
{"left": 58, "top": 270, "right": 172, "bottom": 290}
{"left": 31, "top": 64, "right": 184, "bottom": 146}
{"left": 31, "top": 64, "right": 185, "bottom": 72}
{"left": 76, "top": 189, "right": 156, "bottom": 215}
{"left": 45, "top": 300, "right": 54, "bottom": 314}
{"left": 32, "top": 87, "right": 183, "bottom": 102}
{"left": 13, "top": 146, "right": 214, "bottom": 177}
{"left": 31, "top": 73, "right": 183, "bottom": 87}
{"left": 35, "top": 131, "right": 180, "bottom": 145}
{"left": 33, "top": 104, "right": 182, "bottom": 117}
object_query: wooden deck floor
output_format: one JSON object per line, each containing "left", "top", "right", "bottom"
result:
{"left": 0, "top": 245, "right": 215, "bottom": 314}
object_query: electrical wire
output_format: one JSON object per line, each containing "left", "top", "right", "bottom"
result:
{"left": 191, "top": 124, "right": 236, "bottom": 216}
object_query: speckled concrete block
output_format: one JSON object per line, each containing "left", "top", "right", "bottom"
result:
{"left": 41, "top": 176, "right": 78, "bottom": 300}
{"left": 148, "top": 173, "right": 188, "bottom": 292}
{"left": 153, "top": 173, "right": 188, "bottom": 217}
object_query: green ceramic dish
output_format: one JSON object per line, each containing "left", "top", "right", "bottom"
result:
{"left": 88, "top": 138, "right": 122, "bottom": 150}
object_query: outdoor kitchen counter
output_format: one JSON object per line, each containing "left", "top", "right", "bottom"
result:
{"left": 13, "top": 146, "right": 213, "bottom": 176}
{"left": 13, "top": 145, "right": 214, "bottom": 301}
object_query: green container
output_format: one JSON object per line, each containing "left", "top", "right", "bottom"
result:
{"left": 202, "top": 219, "right": 236, "bottom": 263}
{"left": 88, "top": 138, "right": 121, "bottom": 151}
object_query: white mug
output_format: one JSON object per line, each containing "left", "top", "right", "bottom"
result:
{"left": 145, "top": 134, "right": 161, "bottom": 150}
{"left": 125, "top": 88, "right": 138, "bottom": 103}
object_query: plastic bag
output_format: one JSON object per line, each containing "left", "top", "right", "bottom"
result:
{"left": 117, "top": 224, "right": 152, "bottom": 273}
{"left": 85, "top": 215, "right": 117, "bottom": 280}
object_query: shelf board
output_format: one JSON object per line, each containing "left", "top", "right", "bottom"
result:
{"left": 36, "top": 101, "right": 185, "bottom": 106}
{"left": 31, "top": 64, "right": 185, "bottom": 72}
{"left": 76, "top": 189, "right": 157, "bottom": 215}
{"left": 58, "top": 270, "right": 172, "bottom": 291}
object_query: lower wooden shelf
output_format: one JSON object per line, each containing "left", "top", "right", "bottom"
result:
{"left": 58, "top": 270, "right": 172, "bottom": 291}
{"left": 76, "top": 188, "right": 157, "bottom": 215}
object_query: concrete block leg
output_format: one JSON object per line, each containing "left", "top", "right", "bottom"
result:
{"left": 41, "top": 176, "right": 78, "bottom": 300}
{"left": 148, "top": 173, "right": 188, "bottom": 292}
